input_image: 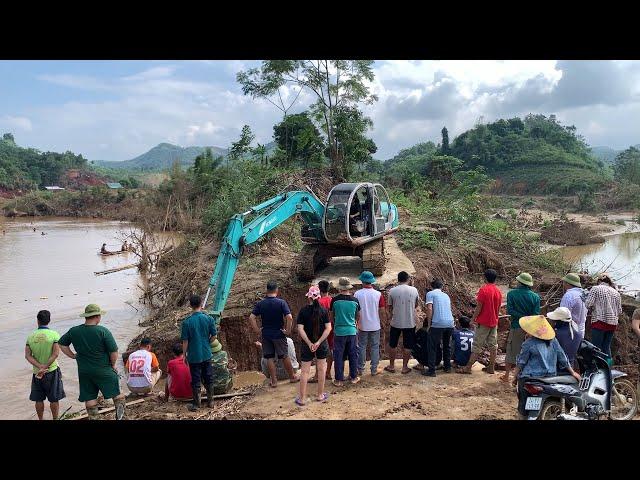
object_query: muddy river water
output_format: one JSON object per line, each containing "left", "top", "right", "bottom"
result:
{"left": 561, "top": 230, "right": 640, "bottom": 297}
{"left": 0, "top": 217, "right": 147, "bottom": 419}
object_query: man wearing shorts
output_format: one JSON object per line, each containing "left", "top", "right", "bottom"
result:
{"left": 250, "top": 281, "right": 299, "bottom": 388}
{"left": 503, "top": 272, "right": 540, "bottom": 384}
{"left": 59, "top": 304, "right": 126, "bottom": 420}
{"left": 459, "top": 269, "right": 502, "bottom": 374}
{"left": 25, "top": 310, "right": 65, "bottom": 420}
{"left": 386, "top": 271, "right": 419, "bottom": 374}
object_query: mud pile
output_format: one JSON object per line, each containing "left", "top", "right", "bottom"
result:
{"left": 540, "top": 219, "right": 604, "bottom": 246}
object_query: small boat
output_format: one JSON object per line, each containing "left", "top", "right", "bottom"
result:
{"left": 98, "top": 250, "right": 128, "bottom": 256}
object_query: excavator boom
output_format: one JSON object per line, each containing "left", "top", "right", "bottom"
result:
{"left": 204, "top": 190, "right": 325, "bottom": 325}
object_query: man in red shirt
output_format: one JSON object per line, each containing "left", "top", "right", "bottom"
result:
{"left": 459, "top": 269, "right": 502, "bottom": 374}
{"left": 164, "top": 343, "right": 192, "bottom": 401}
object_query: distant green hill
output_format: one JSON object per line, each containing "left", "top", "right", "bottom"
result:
{"left": 96, "top": 141, "right": 278, "bottom": 171}
{"left": 1, "top": 133, "right": 87, "bottom": 190}
{"left": 449, "top": 115, "right": 613, "bottom": 195}
{"left": 590, "top": 144, "right": 640, "bottom": 164}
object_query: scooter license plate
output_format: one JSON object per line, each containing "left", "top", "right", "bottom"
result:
{"left": 525, "top": 397, "right": 542, "bottom": 411}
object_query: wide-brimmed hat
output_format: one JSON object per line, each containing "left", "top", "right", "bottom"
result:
{"left": 80, "top": 303, "right": 106, "bottom": 318}
{"left": 305, "top": 285, "right": 321, "bottom": 299}
{"left": 359, "top": 271, "right": 376, "bottom": 284}
{"left": 519, "top": 315, "right": 555, "bottom": 340}
{"left": 516, "top": 272, "right": 534, "bottom": 287}
{"left": 337, "top": 277, "right": 353, "bottom": 291}
{"left": 562, "top": 273, "right": 582, "bottom": 288}
{"left": 547, "top": 307, "right": 579, "bottom": 339}
{"left": 547, "top": 306, "right": 572, "bottom": 321}
{"left": 211, "top": 338, "right": 222, "bottom": 353}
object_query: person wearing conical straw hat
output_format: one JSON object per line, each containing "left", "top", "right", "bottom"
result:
{"left": 330, "top": 277, "right": 362, "bottom": 386}
{"left": 512, "top": 315, "right": 581, "bottom": 417}
{"left": 502, "top": 272, "right": 540, "bottom": 385}
{"left": 559, "top": 273, "right": 587, "bottom": 337}
{"left": 547, "top": 306, "right": 583, "bottom": 368}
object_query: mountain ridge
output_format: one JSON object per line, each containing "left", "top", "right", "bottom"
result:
{"left": 95, "top": 141, "right": 278, "bottom": 171}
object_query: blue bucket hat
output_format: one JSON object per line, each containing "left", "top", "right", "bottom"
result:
{"left": 359, "top": 271, "right": 376, "bottom": 284}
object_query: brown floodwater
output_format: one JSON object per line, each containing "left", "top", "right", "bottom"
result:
{"left": 561, "top": 232, "right": 640, "bottom": 296}
{"left": 0, "top": 217, "right": 148, "bottom": 419}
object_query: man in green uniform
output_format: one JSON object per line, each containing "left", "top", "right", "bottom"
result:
{"left": 59, "top": 304, "right": 126, "bottom": 420}
{"left": 502, "top": 272, "right": 540, "bottom": 384}
{"left": 25, "top": 310, "right": 65, "bottom": 420}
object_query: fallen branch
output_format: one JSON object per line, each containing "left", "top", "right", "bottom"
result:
{"left": 94, "top": 264, "right": 138, "bottom": 276}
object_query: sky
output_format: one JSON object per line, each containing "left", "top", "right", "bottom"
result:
{"left": 1, "top": 60, "right": 639, "bottom": 161}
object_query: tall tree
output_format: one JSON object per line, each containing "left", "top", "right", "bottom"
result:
{"left": 273, "top": 112, "right": 324, "bottom": 168}
{"left": 613, "top": 146, "right": 640, "bottom": 186}
{"left": 441, "top": 126, "right": 450, "bottom": 154}
{"left": 237, "top": 60, "right": 378, "bottom": 181}
{"left": 228, "top": 125, "right": 255, "bottom": 162}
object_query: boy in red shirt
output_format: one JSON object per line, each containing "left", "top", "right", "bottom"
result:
{"left": 164, "top": 343, "right": 192, "bottom": 401}
{"left": 459, "top": 269, "right": 502, "bottom": 374}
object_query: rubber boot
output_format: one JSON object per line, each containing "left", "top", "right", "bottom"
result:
{"left": 114, "top": 397, "right": 126, "bottom": 420}
{"left": 205, "top": 384, "right": 215, "bottom": 408}
{"left": 187, "top": 386, "right": 200, "bottom": 412}
{"left": 87, "top": 406, "right": 101, "bottom": 421}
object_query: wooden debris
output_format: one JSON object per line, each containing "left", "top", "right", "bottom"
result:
{"left": 70, "top": 398, "right": 146, "bottom": 420}
{"left": 94, "top": 264, "right": 138, "bottom": 276}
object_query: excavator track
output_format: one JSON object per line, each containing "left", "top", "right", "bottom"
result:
{"left": 361, "top": 237, "right": 388, "bottom": 277}
{"left": 296, "top": 244, "right": 327, "bottom": 281}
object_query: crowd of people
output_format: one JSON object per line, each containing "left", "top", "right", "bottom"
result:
{"left": 24, "top": 265, "right": 639, "bottom": 419}
{"left": 247, "top": 268, "right": 639, "bottom": 412}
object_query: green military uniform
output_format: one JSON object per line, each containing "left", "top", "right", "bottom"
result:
{"left": 59, "top": 324, "right": 120, "bottom": 402}
{"left": 210, "top": 339, "right": 233, "bottom": 395}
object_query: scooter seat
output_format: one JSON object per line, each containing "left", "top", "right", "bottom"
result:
{"left": 537, "top": 375, "right": 578, "bottom": 385}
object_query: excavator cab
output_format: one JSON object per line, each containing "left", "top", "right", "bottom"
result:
{"left": 323, "top": 182, "right": 398, "bottom": 244}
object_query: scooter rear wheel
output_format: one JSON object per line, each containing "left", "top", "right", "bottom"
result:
{"left": 610, "top": 379, "right": 638, "bottom": 420}
{"left": 539, "top": 400, "right": 562, "bottom": 420}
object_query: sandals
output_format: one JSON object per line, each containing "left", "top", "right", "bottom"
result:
{"left": 350, "top": 376, "right": 361, "bottom": 385}
{"left": 456, "top": 367, "right": 471, "bottom": 374}
{"left": 401, "top": 368, "right": 411, "bottom": 374}
{"left": 294, "top": 397, "right": 306, "bottom": 407}
{"left": 482, "top": 367, "right": 496, "bottom": 374}
{"left": 316, "top": 393, "right": 329, "bottom": 403}
{"left": 332, "top": 379, "right": 344, "bottom": 387}
{"left": 384, "top": 365, "right": 396, "bottom": 373}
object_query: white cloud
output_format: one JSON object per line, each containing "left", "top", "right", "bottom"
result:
{"left": 0, "top": 115, "right": 33, "bottom": 132}
{"left": 9, "top": 60, "right": 640, "bottom": 161}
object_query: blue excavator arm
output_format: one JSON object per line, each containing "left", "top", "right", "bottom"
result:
{"left": 203, "top": 189, "right": 325, "bottom": 326}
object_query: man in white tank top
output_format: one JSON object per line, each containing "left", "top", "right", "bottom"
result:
{"left": 354, "top": 271, "right": 387, "bottom": 376}
{"left": 126, "top": 338, "right": 162, "bottom": 395}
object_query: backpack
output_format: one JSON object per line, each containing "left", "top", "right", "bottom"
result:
{"left": 412, "top": 327, "right": 429, "bottom": 365}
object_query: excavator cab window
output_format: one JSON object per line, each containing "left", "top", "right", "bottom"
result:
{"left": 325, "top": 190, "right": 351, "bottom": 241}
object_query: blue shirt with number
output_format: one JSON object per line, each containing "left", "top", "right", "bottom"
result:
{"left": 452, "top": 328, "right": 474, "bottom": 367}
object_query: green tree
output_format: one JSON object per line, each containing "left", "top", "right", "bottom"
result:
{"left": 237, "top": 60, "right": 378, "bottom": 181}
{"left": 441, "top": 127, "right": 450, "bottom": 155}
{"left": 2, "top": 133, "right": 15, "bottom": 145}
{"left": 273, "top": 112, "right": 324, "bottom": 168}
{"left": 229, "top": 125, "right": 255, "bottom": 162}
{"left": 331, "top": 105, "right": 377, "bottom": 177}
{"left": 613, "top": 146, "right": 640, "bottom": 186}
{"left": 252, "top": 143, "right": 268, "bottom": 166}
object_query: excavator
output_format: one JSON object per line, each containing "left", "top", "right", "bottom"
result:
{"left": 202, "top": 182, "right": 399, "bottom": 325}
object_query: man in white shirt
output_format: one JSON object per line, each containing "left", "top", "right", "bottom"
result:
{"left": 125, "top": 338, "right": 162, "bottom": 395}
{"left": 385, "top": 271, "right": 419, "bottom": 374}
{"left": 354, "top": 271, "right": 387, "bottom": 376}
{"left": 559, "top": 273, "right": 587, "bottom": 337}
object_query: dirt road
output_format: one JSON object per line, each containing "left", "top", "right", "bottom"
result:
{"left": 238, "top": 359, "right": 518, "bottom": 420}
